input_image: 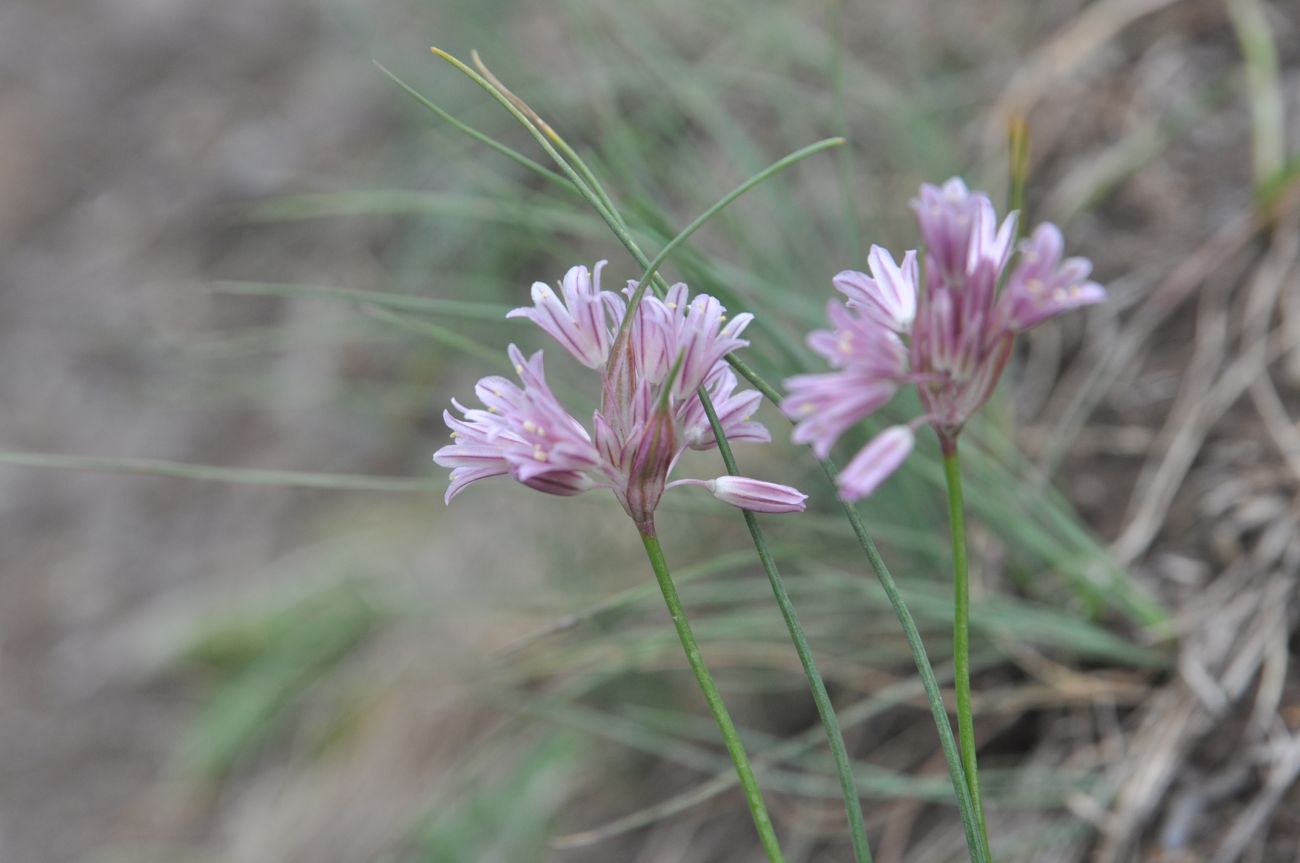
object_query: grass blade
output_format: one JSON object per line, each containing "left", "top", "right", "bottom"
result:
{"left": 0, "top": 451, "right": 435, "bottom": 492}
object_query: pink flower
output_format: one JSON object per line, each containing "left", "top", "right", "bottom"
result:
{"left": 437, "top": 345, "right": 601, "bottom": 502}
{"left": 505, "top": 262, "right": 622, "bottom": 368}
{"left": 436, "top": 262, "right": 806, "bottom": 533}
{"left": 1000, "top": 224, "right": 1106, "bottom": 331}
{"left": 836, "top": 425, "right": 914, "bottom": 500}
{"left": 783, "top": 179, "right": 1106, "bottom": 500}
{"left": 832, "top": 246, "right": 919, "bottom": 332}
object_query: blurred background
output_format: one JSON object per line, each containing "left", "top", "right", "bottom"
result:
{"left": 1, "top": 0, "right": 1298, "bottom": 861}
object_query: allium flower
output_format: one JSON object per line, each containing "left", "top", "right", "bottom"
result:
{"left": 435, "top": 262, "right": 806, "bottom": 534}
{"left": 783, "top": 178, "right": 1106, "bottom": 501}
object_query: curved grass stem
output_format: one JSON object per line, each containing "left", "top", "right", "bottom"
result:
{"left": 699, "top": 395, "right": 874, "bottom": 863}
{"left": 820, "top": 453, "right": 988, "bottom": 863}
{"left": 639, "top": 529, "right": 786, "bottom": 863}
{"left": 730, "top": 352, "right": 987, "bottom": 863}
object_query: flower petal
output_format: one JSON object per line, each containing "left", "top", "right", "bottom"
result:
{"left": 507, "top": 261, "right": 616, "bottom": 367}
{"left": 836, "top": 425, "right": 914, "bottom": 500}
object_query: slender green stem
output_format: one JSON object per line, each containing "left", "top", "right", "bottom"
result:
{"left": 822, "top": 454, "right": 988, "bottom": 863}
{"left": 699, "top": 396, "right": 873, "bottom": 863}
{"left": 615, "top": 137, "right": 845, "bottom": 344}
{"left": 375, "top": 61, "right": 579, "bottom": 194}
{"left": 723, "top": 360, "right": 982, "bottom": 863}
{"left": 469, "top": 50, "right": 623, "bottom": 216}
{"left": 428, "top": 48, "right": 632, "bottom": 258}
{"left": 943, "top": 444, "right": 991, "bottom": 861}
{"left": 639, "top": 529, "right": 785, "bottom": 863}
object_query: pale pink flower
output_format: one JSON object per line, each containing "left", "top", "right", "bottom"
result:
{"left": 505, "top": 262, "right": 622, "bottom": 368}
{"left": 783, "top": 179, "right": 1106, "bottom": 500}
{"left": 436, "top": 262, "right": 806, "bottom": 533}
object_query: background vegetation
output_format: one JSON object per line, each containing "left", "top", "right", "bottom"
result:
{"left": 0, "top": 0, "right": 1297, "bottom": 861}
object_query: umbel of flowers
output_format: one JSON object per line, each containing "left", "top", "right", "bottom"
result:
{"left": 435, "top": 262, "right": 806, "bottom": 535}
{"left": 783, "top": 178, "right": 1106, "bottom": 500}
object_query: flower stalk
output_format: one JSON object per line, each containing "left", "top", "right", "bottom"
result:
{"left": 699, "top": 391, "right": 875, "bottom": 863}
{"left": 944, "top": 443, "right": 990, "bottom": 862}
{"left": 639, "top": 528, "right": 786, "bottom": 863}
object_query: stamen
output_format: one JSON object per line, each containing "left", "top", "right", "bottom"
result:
{"left": 532, "top": 445, "right": 548, "bottom": 462}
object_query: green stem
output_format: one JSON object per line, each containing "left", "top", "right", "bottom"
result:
{"left": 822, "top": 453, "right": 988, "bottom": 863}
{"left": 699, "top": 396, "right": 873, "bottom": 863}
{"left": 943, "top": 444, "right": 991, "bottom": 861}
{"left": 639, "top": 529, "right": 786, "bottom": 863}
{"left": 615, "top": 137, "right": 844, "bottom": 344}
{"left": 374, "top": 61, "right": 579, "bottom": 194}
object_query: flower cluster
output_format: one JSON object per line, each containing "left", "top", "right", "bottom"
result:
{"left": 783, "top": 178, "right": 1106, "bottom": 501}
{"left": 435, "top": 262, "right": 806, "bottom": 533}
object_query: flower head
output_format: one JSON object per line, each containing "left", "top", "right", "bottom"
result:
{"left": 436, "top": 262, "right": 806, "bottom": 533}
{"left": 783, "top": 179, "right": 1106, "bottom": 500}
